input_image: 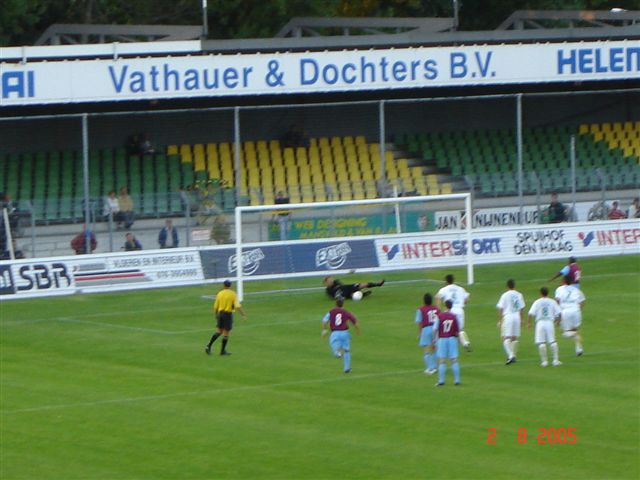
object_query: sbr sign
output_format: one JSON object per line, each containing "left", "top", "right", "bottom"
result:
{"left": 14, "top": 263, "right": 73, "bottom": 292}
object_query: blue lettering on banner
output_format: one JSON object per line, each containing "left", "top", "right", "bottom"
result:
{"left": 299, "top": 55, "right": 440, "bottom": 86}
{"left": 451, "top": 238, "right": 502, "bottom": 255}
{"left": 0, "top": 265, "right": 16, "bottom": 295}
{"left": 1, "top": 71, "right": 35, "bottom": 99}
{"left": 107, "top": 64, "right": 254, "bottom": 94}
{"left": 15, "top": 263, "right": 72, "bottom": 292}
{"left": 450, "top": 51, "right": 495, "bottom": 79}
{"left": 557, "top": 47, "right": 640, "bottom": 74}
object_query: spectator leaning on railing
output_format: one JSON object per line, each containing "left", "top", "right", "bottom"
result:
{"left": 547, "top": 192, "right": 567, "bottom": 223}
{"left": 118, "top": 187, "right": 135, "bottom": 229}
{"left": 158, "top": 219, "right": 179, "bottom": 248}
{"left": 608, "top": 201, "right": 627, "bottom": 220}
{"left": 123, "top": 232, "right": 142, "bottom": 251}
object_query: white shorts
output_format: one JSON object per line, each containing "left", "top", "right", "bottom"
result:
{"left": 501, "top": 314, "right": 521, "bottom": 338}
{"left": 452, "top": 308, "right": 465, "bottom": 330}
{"left": 561, "top": 309, "right": 582, "bottom": 331}
{"left": 535, "top": 320, "right": 556, "bottom": 344}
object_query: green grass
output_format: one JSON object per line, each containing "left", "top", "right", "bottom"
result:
{"left": 1, "top": 255, "right": 639, "bottom": 479}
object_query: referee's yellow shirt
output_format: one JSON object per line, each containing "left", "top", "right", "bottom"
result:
{"left": 214, "top": 289, "right": 240, "bottom": 313}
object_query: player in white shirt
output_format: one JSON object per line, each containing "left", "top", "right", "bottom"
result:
{"left": 496, "top": 279, "right": 525, "bottom": 365}
{"left": 436, "top": 274, "right": 471, "bottom": 351}
{"left": 528, "top": 287, "right": 562, "bottom": 367}
{"left": 555, "top": 275, "right": 586, "bottom": 356}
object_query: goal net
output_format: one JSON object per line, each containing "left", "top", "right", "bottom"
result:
{"left": 233, "top": 193, "right": 473, "bottom": 300}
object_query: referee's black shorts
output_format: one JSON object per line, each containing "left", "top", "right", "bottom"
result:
{"left": 217, "top": 311, "right": 233, "bottom": 331}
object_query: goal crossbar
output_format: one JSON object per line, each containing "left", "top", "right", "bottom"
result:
{"left": 234, "top": 193, "right": 473, "bottom": 300}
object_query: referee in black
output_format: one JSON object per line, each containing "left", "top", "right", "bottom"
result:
{"left": 205, "top": 280, "right": 246, "bottom": 356}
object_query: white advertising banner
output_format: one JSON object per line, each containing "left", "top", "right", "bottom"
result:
{"left": 2, "top": 40, "right": 639, "bottom": 105}
{"left": 434, "top": 200, "right": 630, "bottom": 230}
{"left": 0, "top": 248, "right": 204, "bottom": 299}
{"left": 374, "top": 219, "right": 640, "bottom": 270}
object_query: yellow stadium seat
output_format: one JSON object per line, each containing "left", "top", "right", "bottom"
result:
{"left": 167, "top": 145, "right": 178, "bottom": 155}
{"left": 331, "top": 136, "right": 342, "bottom": 147}
{"left": 296, "top": 147, "right": 308, "bottom": 164}
{"left": 343, "top": 136, "right": 354, "bottom": 145}
{"left": 578, "top": 124, "right": 589, "bottom": 135}
{"left": 269, "top": 140, "right": 281, "bottom": 151}
{"left": 440, "top": 183, "right": 453, "bottom": 194}
{"left": 355, "top": 135, "right": 366, "bottom": 145}
{"left": 256, "top": 140, "right": 268, "bottom": 152}
{"left": 179, "top": 144, "right": 192, "bottom": 162}
{"left": 318, "top": 137, "right": 330, "bottom": 148}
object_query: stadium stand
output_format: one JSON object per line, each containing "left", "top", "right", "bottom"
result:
{"left": 0, "top": 124, "right": 636, "bottom": 224}
{"left": 395, "top": 122, "right": 640, "bottom": 197}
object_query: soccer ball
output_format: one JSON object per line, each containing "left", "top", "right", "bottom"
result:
{"left": 352, "top": 291, "right": 363, "bottom": 301}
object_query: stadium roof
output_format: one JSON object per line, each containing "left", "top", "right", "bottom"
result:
{"left": 2, "top": 10, "right": 639, "bottom": 62}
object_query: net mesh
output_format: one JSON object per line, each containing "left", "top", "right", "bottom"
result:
{"left": 234, "top": 194, "right": 472, "bottom": 298}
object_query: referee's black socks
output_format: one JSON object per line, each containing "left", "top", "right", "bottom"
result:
{"left": 221, "top": 336, "right": 229, "bottom": 353}
{"left": 208, "top": 332, "right": 221, "bottom": 347}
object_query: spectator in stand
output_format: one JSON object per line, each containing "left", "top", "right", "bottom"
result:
{"left": 608, "top": 201, "right": 627, "bottom": 220}
{"left": 118, "top": 186, "right": 135, "bottom": 229}
{"left": 126, "top": 134, "right": 140, "bottom": 156}
{"left": 139, "top": 133, "right": 155, "bottom": 155}
{"left": 103, "top": 190, "right": 122, "bottom": 226}
{"left": 71, "top": 229, "right": 97, "bottom": 255}
{"left": 281, "top": 123, "right": 309, "bottom": 148}
{"left": 1, "top": 239, "right": 25, "bottom": 260}
{"left": 547, "top": 192, "right": 567, "bottom": 223}
{"left": 629, "top": 197, "right": 640, "bottom": 219}
{"left": 123, "top": 232, "right": 142, "bottom": 251}
{"left": 158, "top": 219, "right": 179, "bottom": 248}
{"left": 273, "top": 190, "right": 291, "bottom": 240}
{"left": 0, "top": 192, "right": 20, "bottom": 233}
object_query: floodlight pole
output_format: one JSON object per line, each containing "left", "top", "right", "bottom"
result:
{"left": 202, "top": 0, "right": 209, "bottom": 39}
{"left": 81, "top": 113, "right": 91, "bottom": 253}
{"left": 378, "top": 100, "right": 387, "bottom": 195}
{"left": 570, "top": 135, "right": 577, "bottom": 219}
{"left": 516, "top": 93, "right": 524, "bottom": 223}
{"left": 453, "top": 0, "right": 460, "bottom": 30}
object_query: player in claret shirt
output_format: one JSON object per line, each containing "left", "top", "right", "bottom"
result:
{"left": 550, "top": 256, "right": 582, "bottom": 289}
{"left": 436, "top": 274, "right": 471, "bottom": 351}
{"left": 415, "top": 293, "right": 440, "bottom": 375}
{"left": 323, "top": 276, "right": 384, "bottom": 300}
{"left": 433, "top": 300, "right": 461, "bottom": 386}
{"left": 321, "top": 297, "right": 360, "bottom": 373}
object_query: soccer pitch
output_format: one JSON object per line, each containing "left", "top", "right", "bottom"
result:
{"left": 1, "top": 255, "right": 638, "bottom": 479}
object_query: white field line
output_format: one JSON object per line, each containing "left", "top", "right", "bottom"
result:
{"left": 2, "top": 271, "right": 637, "bottom": 332}
{"left": 2, "top": 353, "right": 635, "bottom": 415}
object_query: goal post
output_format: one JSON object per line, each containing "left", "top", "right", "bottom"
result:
{"left": 234, "top": 192, "right": 473, "bottom": 300}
